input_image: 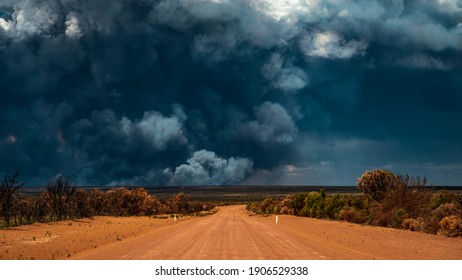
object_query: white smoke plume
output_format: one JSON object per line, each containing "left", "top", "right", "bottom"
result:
{"left": 170, "top": 149, "right": 253, "bottom": 185}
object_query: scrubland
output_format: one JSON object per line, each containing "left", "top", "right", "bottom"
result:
{"left": 247, "top": 170, "right": 462, "bottom": 237}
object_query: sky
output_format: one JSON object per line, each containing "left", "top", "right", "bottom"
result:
{"left": 0, "top": 0, "right": 461, "bottom": 186}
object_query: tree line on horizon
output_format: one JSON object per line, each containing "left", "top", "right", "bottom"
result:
{"left": 247, "top": 169, "right": 462, "bottom": 237}
{"left": 0, "top": 171, "right": 215, "bottom": 228}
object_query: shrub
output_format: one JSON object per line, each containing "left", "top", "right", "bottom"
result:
{"left": 126, "top": 188, "right": 153, "bottom": 216}
{"left": 371, "top": 204, "right": 408, "bottom": 228}
{"left": 103, "top": 188, "right": 131, "bottom": 216}
{"left": 165, "top": 192, "right": 184, "bottom": 214}
{"left": 73, "top": 189, "right": 91, "bottom": 218}
{"left": 431, "top": 191, "right": 459, "bottom": 210}
{"left": 336, "top": 206, "right": 369, "bottom": 224}
{"left": 438, "top": 215, "right": 462, "bottom": 237}
{"left": 393, "top": 174, "right": 432, "bottom": 217}
{"left": 291, "top": 193, "right": 308, "bottom": 215}
{"left": 89, "top": 189, "right": 105, "bottom": 215}
{"left": 280, "top": 196, "right": 294, "bottom": 215}
{"left": 362, "top": 171, "right": 433, "bottom": 231}
{"left": 337, "top": 207, "right": 356, "bottom": 223}
{"left": 16, "top": 197, "right": 38, "bottom": 225}
{"left": 392, "top": 208, "right": 407, "bottom": 228}
{"left": 259, "top": 198, "right": 275, "bottom": 214}
{"left": 33, "top": 195, "right": 49, "bottom": 223}
{"left": 421, "top": 215, "right": 440, "bottom": 234}
{"left": 434, "top": 203, "right": 462, "bottom": 221}
{"left": 324, "top": 194, "right": 345, "bottom": 219}
{"left": 402, "top": 218, "right": 423, "bottom": 231}
{"left": 350, "top": 195, "right": 368, "bottom": 210}
{"left": 357, "top": 169, "right": 399, "bottom": 201}
{"left": 1, "top": 172, "right": 218, "bottom": 227}
{"left": 304, "top": 191, "right": 327, "bottom": 218}
{"left": 288, "top": 190, "right": 344, "bottom": 219}
{"left": 246, "top": 197, "right": 284, "bottom": 215}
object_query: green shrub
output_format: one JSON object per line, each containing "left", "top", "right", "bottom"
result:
{"left": 431, "top": 191, "right": 459, "bottom": 210}
{"left": 291, "top": 193, "right": 309, "bottom": 215}
{"left": 324, "top": 194, "right": 345, "bottom": 219}
{"left": 392, "top": 208, "right": 407, "bottom": 228}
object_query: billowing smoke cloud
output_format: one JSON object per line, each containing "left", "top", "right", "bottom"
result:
{"left": 0, "top": 0, "right": 461, "bottom": 185}
{"left": 229, "top": 102, "right": 298, "bottom": 145}
{"left": 65, "top": 12, "right": 82, "bottom": 38}
{"left": 70, "top": 104, "right": 187, "bottom": 155}
{"left": 170, "top": 149, "right": 253, "bottom": 185}
{"left": 263, "top": 53, "right": 309, "bottom": 92}
{"left": 300, "top": 31, "right": 367, "bottom": 59}
{"left": 0, "top": 0, "right": 63, "bottom": 38}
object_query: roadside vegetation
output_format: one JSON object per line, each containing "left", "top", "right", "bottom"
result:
{"left": 247, "top": 169, "right": 462, "bottom": 237}
{"left": 0, "top": 172, "right": 216, "bottom": 228}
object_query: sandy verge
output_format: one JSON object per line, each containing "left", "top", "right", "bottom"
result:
{"left": 252, "top": 212, "right": 462, "bottom": 259}
{"left": 0, "top": 215, "right": 191, "bottom": 260}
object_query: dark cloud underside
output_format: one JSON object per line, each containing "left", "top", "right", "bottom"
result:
{"left": 0, "top": 0, "right": 461, "bottom": 185}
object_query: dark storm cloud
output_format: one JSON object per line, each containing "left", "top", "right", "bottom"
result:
{"left": 1, "top": 0, "right": 461, "bottom": 185}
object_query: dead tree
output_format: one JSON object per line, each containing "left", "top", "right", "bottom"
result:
{"left": 0, "top": 171, "right": 23, "bottom": 227}
{"left": 46, "top": 176, "right": 76, "bottom": 221}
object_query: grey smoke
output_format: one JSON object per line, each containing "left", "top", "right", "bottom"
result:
{"left": 70, "top": 105, "right": 187, "bottom": 156}
{"left": 232, "top": 102, "right": 298, "bottom": 145}
{"left": 170, "top": 149, "right": 253, "bottom": 185}
{"left": 0, "top": 0, "right": 461, "bottom": 185}
{"left": 300, "top": 31, "right": 367, "bottom": 59}
{"left": 262, "top": 53, "right": 309, "bottom": 92}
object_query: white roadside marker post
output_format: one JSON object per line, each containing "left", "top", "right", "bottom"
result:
{"left": 174, "top": 214, "right": 177, "bottom": 223}
{"left": 276, "top": 215, "right": 279, "bottom": 224}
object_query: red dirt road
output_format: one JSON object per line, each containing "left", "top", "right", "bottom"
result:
{"left": 73, "top": 205, "right": 462, "bottom": 260}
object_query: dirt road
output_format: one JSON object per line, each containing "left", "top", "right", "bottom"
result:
{"left": 73, "top": 205, "right": 462, "bottom": 260}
